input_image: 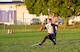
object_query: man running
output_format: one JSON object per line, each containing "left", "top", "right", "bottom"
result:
{"left": 39, "top": 19, "right": 56, "bottom": 45}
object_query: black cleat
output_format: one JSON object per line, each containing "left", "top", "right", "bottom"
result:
{"left": 39, "top": 43, "right": 42, "bottom": 46}
{"left": 54, "top": 42, "right": 56, "bottom": 45}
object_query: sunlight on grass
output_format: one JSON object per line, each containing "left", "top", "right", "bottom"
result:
{"left": 0, "top": 29, "right": 80, "bottom": 52}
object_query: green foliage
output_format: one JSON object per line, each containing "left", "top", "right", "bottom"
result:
{"left": 25, "top": 0, "right": 80, "bottom": 18}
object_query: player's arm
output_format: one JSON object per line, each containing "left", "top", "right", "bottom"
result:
{"left": 44, "top": 27, "right": 47, "bottom": 30}
{"left": 55, "top": 26, "right": 58, "bottom": 31}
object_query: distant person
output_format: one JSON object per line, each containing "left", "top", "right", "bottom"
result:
{"left": 51, "top": 13, "right": 60, "bottom": 42}
{"left": 39, "top": 19, "right": 56, "bottom": 45}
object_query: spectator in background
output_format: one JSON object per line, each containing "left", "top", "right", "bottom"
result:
{"left": 51, "top": 13, "right": 60, "bottom": 43}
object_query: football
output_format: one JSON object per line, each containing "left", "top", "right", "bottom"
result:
{"left": 40, "top": 26, "right": 43, "bottom": 32}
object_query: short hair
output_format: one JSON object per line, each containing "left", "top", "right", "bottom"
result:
{"left": 52, "top": 13, "right": 56, "bottom": 17}
{"left": 47, "top": 18, "right": 51, "bottom": 22}
{"left": 47, "top": 18, "right": 51, "bottom": 20}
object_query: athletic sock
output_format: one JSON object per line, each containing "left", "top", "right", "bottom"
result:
{"left": 53, "top": 39, "right": 56, "bottom": 45}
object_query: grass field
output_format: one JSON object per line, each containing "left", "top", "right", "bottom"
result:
{"left": 0, "top": 29, "right": 80, "bottom": 52}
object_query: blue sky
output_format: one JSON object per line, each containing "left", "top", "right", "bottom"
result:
{"left": 0, "top": 0, "right": 12, "bottom": 2}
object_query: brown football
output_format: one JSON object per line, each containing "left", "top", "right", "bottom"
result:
{"left": 40, "top": 26, "right": 43, "bottom": 32}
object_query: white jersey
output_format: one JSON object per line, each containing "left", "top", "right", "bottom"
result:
{"left": 55, "top": 21, "right": 59, "bottom": 25}
{"left": 45, "top": 23, "right": 53, "bottom": 33}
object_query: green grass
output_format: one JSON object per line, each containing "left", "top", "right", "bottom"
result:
{"left": 0, "top": 29, "right": 80, "bottom": 52}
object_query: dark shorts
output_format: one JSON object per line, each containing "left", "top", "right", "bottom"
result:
{"left": 51, "top": 24, "right": 57, "bottom": 38}
{"left": 52, "top": 32, "right": 56, "bottom": 39}
{"left": 48, "top": 33, "right": 56, "bottom": 39}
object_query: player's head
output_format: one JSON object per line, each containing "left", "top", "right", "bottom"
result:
{"left": 47, "top": 18, "right": 51, "bottom": 23}
{"left": 52, "top": 13, "right": 56, "bottom": 17}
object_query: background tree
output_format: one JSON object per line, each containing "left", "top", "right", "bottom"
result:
{"left": 25, "top": 0, "right": 80, "bottom": 18}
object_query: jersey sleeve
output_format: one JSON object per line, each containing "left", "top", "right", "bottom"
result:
{"left": 45, "top": 24, "right": 49, "bottom": 29}
{"left": 45, "top": 24, "right": 48, "bottom": 28}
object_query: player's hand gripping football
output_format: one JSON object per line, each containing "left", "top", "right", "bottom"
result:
{"left": 39, "top": 26, "right": 43, "bottom": 32}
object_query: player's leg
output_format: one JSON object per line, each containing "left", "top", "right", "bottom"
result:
{"left": 53, "top": 35, "right": 56, "bottom": 45}
{"left": 48, "top": 34, "right": 54, "bottom": 42}
{"left": 39, "top": 35, "right": 49, "bottom": 45}
{"left": 51, "top": 24, "right": 57, "bottom": 45}
{"left": 48, "top": 35, "right": 56, "bottom": 45}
